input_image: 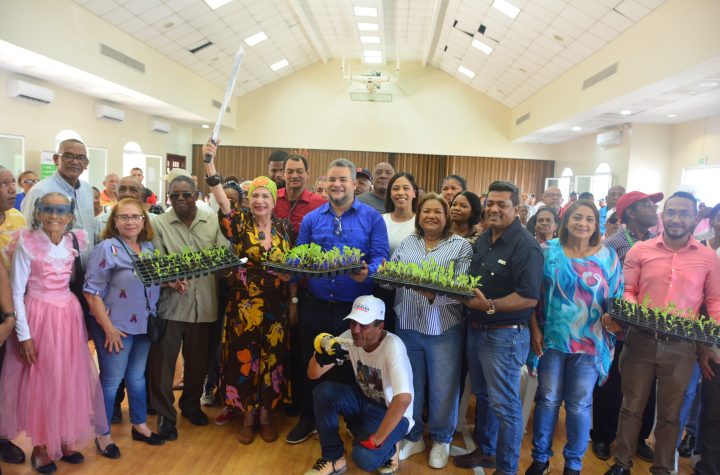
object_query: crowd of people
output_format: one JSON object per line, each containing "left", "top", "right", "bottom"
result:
{"left": 0, "top": 137, "right": 719, "bottom": 475}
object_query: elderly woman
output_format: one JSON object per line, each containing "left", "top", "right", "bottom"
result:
{"left": 534, "top": 207, "right": 559, "bottom": 246}
{"left": 203, "top": 141, "right": 296, "bottom": 445}
{"left": 450, "top": 191, "right": 482, "bottom": 243}
{"left": 526, "top": 201, "right": 623, "bottom": 475}
{"left": 393, "top": 192, "right": 473, "bottom": 469}
{"left": 440, "top": 174, "right": 467, "bottom": 205}
{"left": 14, "top": 170, "right": 39, "bottom": 211}
{"left": 84, "top": 198, "right": 185, "bottom": 458}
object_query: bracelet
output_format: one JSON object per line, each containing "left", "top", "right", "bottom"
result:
{"left": 205, "top": 173, "right": 223, "bottom": 187}
{"left": 0, "top": 311, "right": 16, "bottom": 323}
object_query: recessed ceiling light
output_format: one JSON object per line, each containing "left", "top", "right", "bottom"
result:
{"left": 353, "top": 6, "right": 377, "bottom": 17}
{"left": 364, "top": 56, "right": 383, "bottom": 64}
{"left": 700, "top": 81, "right": 718, "bottom": 87}
{"left": 571, "top": 126, "right": 582, "bottom": 131}
{"left": 619, "top": 110, "right": 632, "bottom": 115}
{"left": 667, "top": 114, "right": 678, "bottom": 118}
{"left": 492, "top": 0, "right": 520, "bottom": 19}
{"left": 358, "top": 23, "right": 379, "bottom": 31}
{"left": 458, "top": 65, "right": 476, "bottom": 79}
{"left": 270, "top": 59, "right": 289, "bottom": 71}
{"left": 471, "top": 39, "right": 493, "bottom": 55}
{"left": 244, "top": 31, "right": 268, "bottom": 46}
{"left": 204, "top": 0, "right": 232, "bottom": 10}
{"left": 360, "top": 36, "right": 380, "bottom": 44}
{"left": 201, "top": 124, "right": 210, "bottom": 129}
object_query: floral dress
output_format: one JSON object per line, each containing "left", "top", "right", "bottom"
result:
{"left": 219, "top": 209, "right": 295, "bottom": 412}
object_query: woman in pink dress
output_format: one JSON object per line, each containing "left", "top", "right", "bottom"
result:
{"left": 0, "top": 192, "right": 107, "bottom": 474}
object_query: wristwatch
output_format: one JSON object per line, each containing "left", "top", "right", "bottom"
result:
{"left": 205, "top": 173, "right": 223, "bottom": 187}
{"left": 290, "top": 296, "right": 299, "bottom": 304}
{"left": 0, "top": 311, "right": 17, "bottom": 323}
{"left": 485, "top": 299, "right": 496, "bottom": 315}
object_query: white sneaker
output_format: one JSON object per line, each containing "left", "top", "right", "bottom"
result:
{"left": 428, "top": 442, "right": 450, "bottom": 469}
{"left": 399, "top": 438, "right": 425, "bottom": 461}
{"left": 200, "top": 388, "right": 215, "bottom": 407}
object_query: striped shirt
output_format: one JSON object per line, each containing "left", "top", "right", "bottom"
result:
{"left": 391, "top": 234, "right": 473, "bottom": 335}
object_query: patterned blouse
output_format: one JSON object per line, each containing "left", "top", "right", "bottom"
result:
{"left": 540, "top": 238, "right": 624, "bottom": 383}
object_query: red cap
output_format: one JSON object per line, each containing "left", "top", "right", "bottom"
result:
{"left": 356, "top": 168, "right": 372, "bottom": 181}
{"left": 616, "top": 191, "right": 664, "bottom": 223}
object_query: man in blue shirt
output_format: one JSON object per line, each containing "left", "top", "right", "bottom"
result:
{"left": 286, "top": 158, "right": 389, "bottom": 445}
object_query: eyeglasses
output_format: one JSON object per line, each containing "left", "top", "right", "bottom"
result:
{"left": 21, "top": 179, "right": 39, "bottom": 185}
{"left": 333, "top": 216, "right": 343, "bottom": 237}
{"left": 168, "top": 191, "right": 194, "bottom": 200}
{"left": 58, "top": 152, "right": 89, "bottom": 163}
{"left": 115, "top": 214, "right": 144, "bottom": 223}
{"left": 37, "top": 204, "right": 73, "bottom": 215}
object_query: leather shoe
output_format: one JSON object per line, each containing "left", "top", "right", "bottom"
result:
{"left": 94, "top": 439, "right": 121, "bottom": 459}
{"left": 604, "top": 464, "right": 631, "bottom": 475}
{"left": 259, "top": 421, "right": 278, "bottom": 443}
{"left": 453, "top": 447, "right": 496, "bottom": 469}
{"left": 592, "top": 440, "right": 611, "bottom": 460}
{"left": 0, "top": 439, "right": 26, "bottom": 464}
{"left": 59, "top": 451, "right": 84, "bottom": 464}
{"left": 636, "top": 441, "right": 654, "bottom": 462}
{"left": 181, "top": 410, "right": 209, "bottom": 426}
{"left": 158, "top": 416, "right": 178, "bottom": 441}
{"left": 131, "top": 427, "right": 166, "bottom": 446}
{"left": 238, "top": 422, "right": 255, "bottom": 445}
{"left": 678, "top": 433, "right": 696, "bottom": 458}
{"left": 31, "top": 454, "right": 57, "bottom": 474}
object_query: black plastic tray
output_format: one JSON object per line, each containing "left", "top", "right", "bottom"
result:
{"left": 371, "top": 273, "right": 476, "bottom": 299}
{"left": 133, "top": 248, "right": 246, "bottom": 287}
{"left": 608, "top": 299, "right": 720, "bottom": 346}
{"left": 263, "top": 261, "right": 364, "bottom": 279}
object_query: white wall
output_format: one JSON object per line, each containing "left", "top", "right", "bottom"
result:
{"left": 670, "top": 115, "right": 720, "bottom": 191}
{"left": 551, "top": 131, "right": 631, "bottom": 188}
{"left": 0, "top": 69, "right": 193, "bottom": 188}
{"left": 626, "top": 124, "right": 673, "bottom": 194}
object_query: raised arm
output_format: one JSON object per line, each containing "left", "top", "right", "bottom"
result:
{"left": 202, "top": 139, "right": 231, "bottom": 216}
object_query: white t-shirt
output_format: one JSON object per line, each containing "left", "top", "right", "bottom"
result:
{"left": 340, "top": 329, "right": 414, "bottom": 433}
{"left": 382, "top": 213, "right": 416, "bottom": 257}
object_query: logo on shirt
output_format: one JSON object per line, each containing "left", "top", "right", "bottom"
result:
{"left": 356, "top": 360, "right": 384, "bottom": 404}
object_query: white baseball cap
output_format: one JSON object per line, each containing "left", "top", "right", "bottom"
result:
{"left": 343, "top": 295, "right": 385, "bottom": 325}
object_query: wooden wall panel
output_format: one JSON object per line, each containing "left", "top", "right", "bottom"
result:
{"left": 192, "top": 145, "right": 554, "bottom": 198}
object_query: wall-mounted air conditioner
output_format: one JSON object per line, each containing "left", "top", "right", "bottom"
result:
{"left": 95, "top": 103, "right": 125, "bottom": 122}
{"left": 596, "top": 130, "right": 623, "bottom": 147}
{"left": 7, "top": 79, "right": 54, "bottom": 104}
{"left": 149, "top": 119, "right": 170, "bottom": 134}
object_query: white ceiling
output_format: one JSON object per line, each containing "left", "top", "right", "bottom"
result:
{"left": 3, "top": 0, "right": 717, "bottom": 143}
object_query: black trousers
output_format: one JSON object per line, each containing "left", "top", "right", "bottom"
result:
{"left": 695, "top": 362, "right": 720, "bottom": 475}
{"left": 590, "top": 340, "right": 656, "bottom": 444}
{"left": 148, "top": 320, "right": 211, "bottom": 424}
{"left": 298, "top": 292, "right": 355, "bottom": 423}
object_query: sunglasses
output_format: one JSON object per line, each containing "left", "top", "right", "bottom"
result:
{"left": 168, "top": 191, "right": 194, "bottom": 200}
{"left": 37, "top": 204, "right": 73, "bottom": 215}
{"left": 333, "top": 216, "right": 343, "bottom": 237}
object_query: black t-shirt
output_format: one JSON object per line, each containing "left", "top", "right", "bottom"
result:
{"left": 468, "top": 218, "right": 544, "bottom": 325}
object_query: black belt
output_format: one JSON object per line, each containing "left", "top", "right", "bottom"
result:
{"left": 469, "top": 322, "right": 527, "bottom": 331}
{"left": 634, "top": 328, "right": 684, "bottom": 343}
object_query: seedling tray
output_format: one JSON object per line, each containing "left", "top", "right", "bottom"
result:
{"left": 133, "top": 247, "right": 246, "bottom": 287}
{"left": 371, "top": 273, "right": 476, "bottom": 299}
{"left": 263, "top": 261, "right": 364, "bottom": 279}
{"left": 609, "top": 298, "right": 720, "bottom": 346}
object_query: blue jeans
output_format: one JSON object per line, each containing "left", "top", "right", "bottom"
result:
{"left": 90, "top": 322, "right": 151, "bottom": 434}
{"left": 467, "top": 325, "right": 529, "bottom": 475}
{"left": 314, "top": 382, "right": 409, "bottom": 472}
{"left": 396, "top": 325, "right": 462, "bottom": 443}
{"left": 531, "top": 349, "right": 598, "bottom": 471}
{"left": 677, "top": 363, "right": 702, "bottom": 446}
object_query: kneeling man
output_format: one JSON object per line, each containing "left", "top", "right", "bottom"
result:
{"left": 305, "top": 295, "right": 413, "bottom": 475}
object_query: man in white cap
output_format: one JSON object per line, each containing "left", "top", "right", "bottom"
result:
{"left": 304, "top": 295, "right": 413, "bottom": 475}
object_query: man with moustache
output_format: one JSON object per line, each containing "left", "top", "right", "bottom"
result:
{"left": 267, "top": 150, "right": 288, "bottom": 189}
{"left": 358, "top": 163, "right": 395, "bottom": 214}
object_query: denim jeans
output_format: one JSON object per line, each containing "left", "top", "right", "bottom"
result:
{"left": 396, "top": 325, "right": 462, "bottom": 444}
{"left": 90, "top": 322, "right": 151, "bottom": 433}
{"left": 677, "top": 363, "right": 702, "bottom": 446}
{"left": 531, "top": 349, "right": 598, "bottom": 471}
{"left": 467, "top": 325, "right": 529, "bottom": 475}
{"left": 314, "top": 382, "right": 409, "bottom": 472}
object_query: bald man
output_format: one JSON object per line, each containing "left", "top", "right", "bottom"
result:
{"left": 95, "top": 176, "right": 158, "bottom": 240}
{"left": 526, "top": 186, "right": 563, "bottom": 236}
{"left": 99, "top": 173, "right": 119, "bottom": 207}
{"left": 358, "top": 162, "right": 395, "bottom": 213}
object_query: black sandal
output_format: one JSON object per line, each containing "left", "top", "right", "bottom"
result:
{"left": 94, "top": 438, "right": 121, "bottom": 459}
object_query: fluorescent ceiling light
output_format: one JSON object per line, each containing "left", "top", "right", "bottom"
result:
{"left": 358, "top": 23, "right": 379, "bottom": 31}
{"left": 244, "top": 31, "right": 267, "bottom": 46}
{"left": 492, "top": 0, "right": 520, "bottom": 19}
{"left": 353, "top": 6, "right": 377, "bottom": 17}
{"left": 571, "top": 126, "right": 582, "bottom": 131}
{"left": 667, "top": 114, "right": 678, "bottom": 118}
{"left": 204, "top": 0, "right": 232, "bottom": 10}
{"left": 363, "top": 49, "right": 382, "bottom": 57}
{"left": 471, "top": 39, "right": 493, "bottom": 55}
{"left": 700, "top": 81, "right": 718, "bottom": 87}
{"left": 619, "top": 109, "right": 632, "bottom": 115}
{"left": 364, "top": 56, "right": 383, "bottom": 64}
{"left": 201, "top": 124, "right": 210, "bottom": 128}
{"left": 360, "top": 36, "right": 381, "bottom": 44}
{"left": 270, "top": 59, "right": 289, "bottom": 71}
{"left": 458, "top": 65, "right": 476, "bottom": 79}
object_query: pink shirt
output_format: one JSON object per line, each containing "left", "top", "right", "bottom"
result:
{"left": 623, "top": 234, "right": 720, "bottom": 322}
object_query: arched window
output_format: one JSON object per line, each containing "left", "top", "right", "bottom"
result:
{"left": 54, "top": 130, "right": 84, "bottom": 152}
{"left": 558, "top": 168, "right": 573, "bottom": 202}
{"left": 592, "top": 162, "right": 613, "bottom": 202}
{"left": 122, "top": 142, "right": 144, "bottom": 177}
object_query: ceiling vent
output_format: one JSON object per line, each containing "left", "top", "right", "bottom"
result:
{"left": 515, "top": 112, "right": 530, "bottom": 125}
{"left": 100, "top": 43, "right": 145, "bottom": 73}
{"left": 7, "top": 79, "right": 54, "bottom": 104}
{"left": 149, "top": 119, "right": 171, "bottom": 134}
{"left": 583, "top": 62, "right": 618, "bottom": 90}
{"left": 95, "top": 103, "right": 125, "bottom": 122}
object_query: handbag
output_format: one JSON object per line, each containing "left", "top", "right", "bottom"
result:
{"left": 69, "top": 232, "right": 90, "bottom": 318}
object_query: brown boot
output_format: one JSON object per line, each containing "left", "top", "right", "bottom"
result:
{"left": 259, "top": 420, "right": 278, "bottom": 442}
{"left": 238, "top": 411, "right": 256, "bottom": 445}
